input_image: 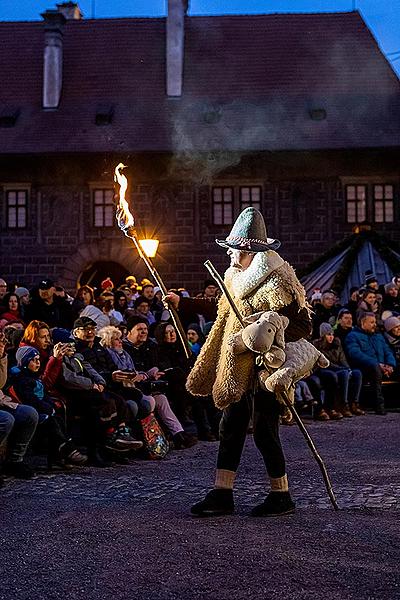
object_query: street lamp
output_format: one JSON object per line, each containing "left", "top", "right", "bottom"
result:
{"left": 139, "top": 238, "right": 159, "bottom": 258}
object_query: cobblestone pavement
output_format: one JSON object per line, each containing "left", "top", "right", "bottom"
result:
{"left": 1, "top": 413, "right": 399, "bottom": 600}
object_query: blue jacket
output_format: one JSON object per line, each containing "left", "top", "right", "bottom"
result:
{"left": 344, "top": 327, "right": 396, "bottom": 370}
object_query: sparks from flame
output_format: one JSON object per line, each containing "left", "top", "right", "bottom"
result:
{"left": 114, "top": 163, "right": 135, "bottom": 233}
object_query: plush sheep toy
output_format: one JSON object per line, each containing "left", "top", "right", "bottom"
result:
{"left": 230, "top": 310, "right": 330, "bottom": 404}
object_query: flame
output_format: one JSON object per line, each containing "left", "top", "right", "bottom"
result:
{"left": 114, "top": 163, "right": 134, "bottom": 232}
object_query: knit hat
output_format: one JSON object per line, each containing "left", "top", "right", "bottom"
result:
{"left": 101, "top": 278, "right": 114, "bottom": 290}
{"left": 216, "top": 207, "right": 280, "bottom": 253}
{"left": 320, "top": 322, "right": 334, "bottom": 337}
{"left": 16, "top": 346, "right": 39, "bottom": 368}
{"left": 384, "top": 316, "right": 400, "bottom": 333}
{"left": 52, "top": 328, "right": 74, "bottom": 343}
{"left": 384, "top": 282, "right": 397, "bottom": 294}
{"left": 14, "top": 287, "right": 29, "bottom": 298}
{"left": 126, "top": 315, "right": 148, "bottom": 332}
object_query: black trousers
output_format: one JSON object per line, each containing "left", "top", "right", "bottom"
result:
{"left": 217, "top": 387, "right": 286, "bottom": 478}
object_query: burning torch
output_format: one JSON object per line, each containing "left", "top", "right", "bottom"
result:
{"left": 114, "top": 163, "right": 191, "bottom": 359}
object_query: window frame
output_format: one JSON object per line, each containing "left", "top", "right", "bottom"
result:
{"left": 3, "top": 185, "right": 30, "bottom": 230}
{"left": 211, "top": 183, "right": 263, "bottom": 226}
{"left": 92, "top": 187, "right": 115, "bottom": 228}
{"left": 373, "top": 184, "right": 394, "bottom": 223}
{"left": 345, "top": 184, "right": 367, "bottom": 224}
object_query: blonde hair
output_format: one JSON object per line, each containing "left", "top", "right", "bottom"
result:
{"left": 97, "top": 325, "right": 122, "bottom": 348}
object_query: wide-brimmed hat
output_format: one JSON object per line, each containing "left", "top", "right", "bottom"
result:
{"left": 216, "top": 207, "right": 280, "bottom": 252}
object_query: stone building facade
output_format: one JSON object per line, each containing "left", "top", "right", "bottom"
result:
{"left": 0, "top": 2, "right": 399, "bottom": 293}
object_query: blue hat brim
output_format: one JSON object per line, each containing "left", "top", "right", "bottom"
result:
{"left": 216, "top": 238, "right": 281, "bottom": 252}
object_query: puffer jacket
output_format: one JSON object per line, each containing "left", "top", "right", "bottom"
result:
{"left": 60, "top": 353, "right": 106, "bottom": 391}
{"left": 313, "top": 337, "right": 350, "bottom": 369}
{"left": 345, "top": 327, "right": 396, "bottom": 369}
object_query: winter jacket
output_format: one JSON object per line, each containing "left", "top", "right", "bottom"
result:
{"left": 73, "top": 337, "right": 119, "bottom": 386}
{"left": 60, "top": 353, "right": 106, "bottom": 391}
{"left": 0, "top": 354, "right": 19, "bottom": 409}
{"left": 9, "top": 366, "right": 55, "bottom": 416}
{"left": 24, "top": 296, "right": 74, "bottom": 329}
{"left": 122, "top": 338, "right": 160, "bottom": 374}
{"left": 383, "top": 332, "right": 400, "bottom": 365}
{"left": 186, "top": 250, "right": 311, "bottom": 409}
{"left": 344, "top": 327, "right": 396, "bottom": 370}
{"left": 313, "top": 337, "right": 350, "bottom": 369}
{"left": 106, "top": 348, "right": 136, "bottom": 372}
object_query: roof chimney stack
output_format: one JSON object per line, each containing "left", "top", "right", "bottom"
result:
{"left": 56, "top": 2, "right": 83, "bottom": 20}
{"left": 41, "top": 10, "right": 66, "bottom": 109}
{"left": 166, "top": 0, "right": 188, "bottom": 97}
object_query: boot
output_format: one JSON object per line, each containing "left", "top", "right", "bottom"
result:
{"left": 251, "top": 491, "right": 295, "bottom": 517}
{"left": 327, "top": 409, "right": 343, "bottom": 420}
{"left": 340, "top": 405, "right": 353, "bottom": 418}
{"left": 350, "top": 402, "right": 365, "bottom": 416}
{"left": 191, "top": 489, "right": 234, "bottom": 517}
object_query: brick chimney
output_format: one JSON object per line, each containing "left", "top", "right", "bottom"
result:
{"left": 41, "top": 10, "right": 66, "bottom": 109}
{"left": 166, "top": 0, "right": 188, "bottom": 97}
{"left": 56, "top": 2, "right": 83, "bottom": 20}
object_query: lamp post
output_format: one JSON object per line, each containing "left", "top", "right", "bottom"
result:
{"left": 139, "top": 238, "right": 160, "bottom": 259}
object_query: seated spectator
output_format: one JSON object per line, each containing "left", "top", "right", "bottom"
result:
{"left": 114, "top": 290, "right": 129, "bottom": 318}
{"left": 118, "top": 284, "right": 137, "bottom": 308}
{"left": 381, "top": 283, "right": 400, "bottom": 316}
{"left": 356, "top": 289, "right": 380, "bottom": 324}
{"left": 383, "top": 316, "right": 400, "bottom": 369}
{"left": 0, "top": 292, "right": 25, "bottom": 327}
{"left": 0, "top": 333, "right": 38, "bottom": 482}
{"left": 334, "top": 309, "right": 354, "bottom": 345}
{"left": 71, "top": 285, "right": 95, "bottom": 317}
{"left": 313, "top": 323, "right": 364, "bottom": 416}
{"left": 100, "top": 278, "right": 114, "bottom": 294}
{"left": 96, "top": 295, "right": 123, "bottom": 326}
{"left": 14, "top": 287, "right": 30, "bottom": 321}
{"left": 142, "top": 284, "right": 165, "bottom": 322}
{"left": 345, "top": 312, "right": 396, "bottom": 415}
{"left": 71, "top": 317, "right": 143, "bottom": 453}
{"left": 186, "top": 323, "right": 205, "bottom": 357}
{"left": 79, "top": 302, "right": 110, "bottom": 331}
{"left": 25, "top": 279, "right": 74, "bottom": 329}
{"left": 197, "top": 279, "right": 219, "bottom": 300}
{"left": 51, "top": 327, "right": 141, "bottom": 466}
{"left": 10, "top": 346, "right": 87, "bottom": 467}
{"left": 122, "top": 316, "right": 196, "bottom": 448}
{"left": 154, "top": 322, "right": 219, "bottom": 441}
{"left": 311, "top": 290, "right": 341, "bottom": 339}
{"left": 4, "top": 326, "right": 25, "bottom": 369}
{"left": 97, "top": 325, "right": 154, "bottom": 420}
{"left": 344, "top": 286, "right": 361, "bottom": 322}
{"left": 126, "top": 295, "right": 156, "bottom": 326}
{"left": 21, "top": 320, "right": 53, "bottom": 374}
{"left": 294, "top": 379, "right": 315, "bottom": 412}
{"left": 0, "top": 279, "right": 8, "bottom": 306}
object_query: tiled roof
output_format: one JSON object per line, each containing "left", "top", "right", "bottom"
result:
{"left": 0, "top": 12, "right": 399, "bottom": 154}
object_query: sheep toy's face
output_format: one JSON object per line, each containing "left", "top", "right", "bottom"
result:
{"left": 241, "top": 311, "right": 289, "bottom": 354}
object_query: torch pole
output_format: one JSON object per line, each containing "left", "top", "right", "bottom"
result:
{"left": 204, "top": 259, "right": 339, "bottom": 511}
{"left": 125, "top": 227, "right": 192, "bottom": 359}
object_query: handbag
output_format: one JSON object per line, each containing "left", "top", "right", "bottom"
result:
{"left": 140, "top": 413, "right": 170, "bottom": 459}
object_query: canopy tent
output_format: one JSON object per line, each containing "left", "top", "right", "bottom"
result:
{"left": 300, "top": 231, "right": 400, "bottom": 304}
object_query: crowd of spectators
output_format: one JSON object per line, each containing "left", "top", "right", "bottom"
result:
{"left": 0, "top": 269, "right": 399, "bottom": 487}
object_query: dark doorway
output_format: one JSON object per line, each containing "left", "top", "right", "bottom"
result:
{"left": 78, "top": 261, "right": 130, "bottom": 293}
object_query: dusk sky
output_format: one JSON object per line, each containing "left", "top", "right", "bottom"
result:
{"left": 1, "top": 0, "right": 399, "bottom": 75}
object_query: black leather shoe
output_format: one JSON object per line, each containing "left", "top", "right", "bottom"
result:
{"left": 191, "top": 489, "right": 234, "bottom": 517}
{"left": 251, "top": 491, "right": 295, "bottom": 517}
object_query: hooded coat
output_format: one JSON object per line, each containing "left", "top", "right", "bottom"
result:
{"left": 186, "top": 251, "right": 310, "bottom": 409}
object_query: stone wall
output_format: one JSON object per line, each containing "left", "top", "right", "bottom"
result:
{"left": 0, "top": 149, "right": 398, "bottom": 294}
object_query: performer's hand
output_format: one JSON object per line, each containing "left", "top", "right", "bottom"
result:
{"left": 163, "top": 292, "right": 180, "bottom": 310}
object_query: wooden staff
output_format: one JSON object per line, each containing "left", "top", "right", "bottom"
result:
{"left": 204, "top": 259, "right": 339, "bottom": 511}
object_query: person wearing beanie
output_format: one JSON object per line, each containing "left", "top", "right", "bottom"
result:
{"left": 9, "top": 346, "right": 87, "bottom": 467}
{"left": 165, "top": 206, "right": 312, "bottom": 517}
{"left": 313, "top": 323, "right": 364, "bottom": 418}
{"left": 101, "top": 278, "right": 114, "bottom": 293}
{"left": 381, "top": 282, "right": 400, "bottom": 314}
{"left": 383, "top": 316, "right": 400, "bottom": 368}
{"left": 0, "top": 335, "right": 39, "bottom": 481}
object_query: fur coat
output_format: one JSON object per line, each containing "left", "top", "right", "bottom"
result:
{"left": 186, "top": 251, "right": 308, "bottom": 409}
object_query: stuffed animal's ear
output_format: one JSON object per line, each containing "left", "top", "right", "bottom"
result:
{"left": 243, "top": 311, "right": 264, "bottom": 325}
{"left": 274, "top": 325, "right": 286, "bottom": 350}
{"left": 280, "top": 315, "right": 289, "bottom": 330}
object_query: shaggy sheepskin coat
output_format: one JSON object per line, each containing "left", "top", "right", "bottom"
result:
{"left": 186, "top": 251, "right": 307, "bottom": 409}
